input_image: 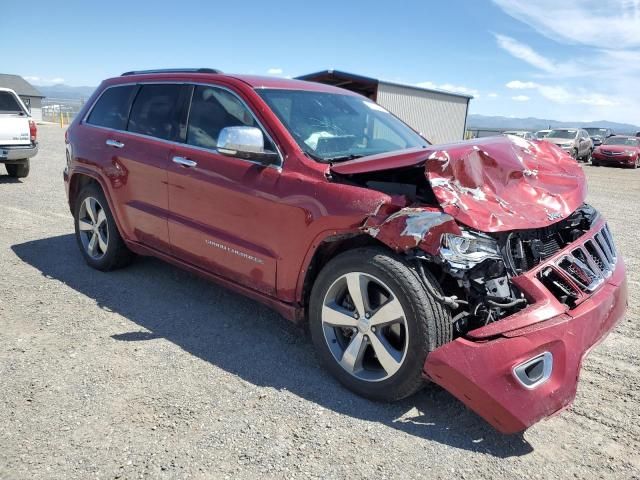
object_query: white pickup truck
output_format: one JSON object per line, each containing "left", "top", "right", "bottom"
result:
{"left": 0, "top": 87, "right": 38, "bottom": 178}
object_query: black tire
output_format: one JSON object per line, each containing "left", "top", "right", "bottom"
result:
{"left": 6, "top": 160, "right": 30, "bottom": 178}
{"left": 309, "top": 247, "right": 452, "bottom": 402}
{"left": 591, "top": 160, "right": 599, "bottom": 167}
{"left": 74, "top": 183, "right": 133, "bottom": 271}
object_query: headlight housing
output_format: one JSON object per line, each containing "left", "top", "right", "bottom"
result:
{"left": 440, "top": 231, "right": 502, "bottom": 269}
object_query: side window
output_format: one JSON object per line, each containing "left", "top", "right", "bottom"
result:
{"left": 127, "top": 84, "right": 187, "bottom": 141}
{"left": 187, "top": 85, "right": 275, "bottom": 151}
{"left": 0, "top": 91, "right": 23, "bottom": 113}
{"left": 87, "top": 85, "right": 137, "bottom": 130}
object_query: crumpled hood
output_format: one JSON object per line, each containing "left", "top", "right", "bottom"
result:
{"left": 331, "top": 136, "right": 587, "bottom": 232}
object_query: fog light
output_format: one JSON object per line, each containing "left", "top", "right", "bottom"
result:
{"left": 513, "top": 352, "right": 553, "bottom": 389}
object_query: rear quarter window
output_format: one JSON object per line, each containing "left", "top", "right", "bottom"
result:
{"left": 0, "top": 91, "right": 24, "bottom": 114}
{"left": 86, "top": 85, "right": 138, "bottom": 130}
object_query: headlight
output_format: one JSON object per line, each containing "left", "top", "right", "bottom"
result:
{"left": 625, "top": 150, "right": 636, "bottom": 156}
{"left": 440, "top": 231, "right": 502, "bottom": 269}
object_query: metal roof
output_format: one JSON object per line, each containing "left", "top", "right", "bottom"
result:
{"left": 0, "top": 74, "right": 44, "bottom": 98}
{"left": 296, "top": 69, "right": 473, "bottom": 100}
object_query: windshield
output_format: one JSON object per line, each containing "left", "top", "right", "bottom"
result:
{"left": 604, "top": 137, "right": 639, "bottom": 146}
{"left": 548, "top": 129, "right": 577, "bottom": 139}
{"left": 585, "top": 128, "right": 608, "bottom": 136}
{"left": 257, "top": 89, "right": 429, "bottom": 162}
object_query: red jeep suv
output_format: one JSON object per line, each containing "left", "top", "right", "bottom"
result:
{"left": 64, "top": 69, "right": 627, "bottom": 433}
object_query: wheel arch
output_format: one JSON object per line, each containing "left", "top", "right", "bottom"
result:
{"left": 297, "top": 232, "right": 391, "bottom": 318}
{"left": 68, "top": 170, "right": 127, "bottom": 240}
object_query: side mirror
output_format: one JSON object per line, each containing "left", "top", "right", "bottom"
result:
{"left": 217, "top": 126, "right": 279, "bottom": 166}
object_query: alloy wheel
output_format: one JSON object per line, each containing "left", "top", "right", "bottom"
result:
{"left": 78, "top": 197, "right": 109, "bottom": 259}
{"left": 321, "top": 272, "right": 409, "bottom": 382}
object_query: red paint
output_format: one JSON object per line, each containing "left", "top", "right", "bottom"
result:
{"left": 424, "top": 258, "right": 627, "bottom": 434}
{"left": 332, "top": 136, "right": 587, "bottom": 232}
{"left": 63, "top": 72, "right": 627, "bottom": 433}
{"left": 592, "top": 141, "right": 640, "bottom": 167}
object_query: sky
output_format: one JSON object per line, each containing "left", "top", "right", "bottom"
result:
{"left": 3, "top": 0, "right": 639, "bottom": 124}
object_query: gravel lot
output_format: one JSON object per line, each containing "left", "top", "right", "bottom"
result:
{"left": 1, "top": 125, "right": 639, "bottom": 479}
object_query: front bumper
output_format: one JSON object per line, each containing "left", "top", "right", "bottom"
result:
{"left": 423, "top": 222, "right": 628, "bottom": 434}
{"left": 0, "top": 143, "right": 38, "bottom": 162}
{"left": 593, "top": 153, "right": 636, "bottom": 166}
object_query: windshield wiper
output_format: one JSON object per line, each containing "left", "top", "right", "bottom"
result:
{"left": 325, "top": 154, "right": 364, "bottom": 163}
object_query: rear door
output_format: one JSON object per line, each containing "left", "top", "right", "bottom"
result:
{"left": 83, "top": 83, "right": 189, "bottom": 253}
{"left": 0, "top": 90, "right": 30, "bottom": 146}
{"left": 166, "top": 84, "right": 282, "bottom": 295}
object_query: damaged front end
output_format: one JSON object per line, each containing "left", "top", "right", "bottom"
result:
{"left": 331, "top": 135, "right": 590, "bottom": 337}
{"left": 360, "top": 204, "right": 530, "bottom": 335}
{"left": 330, "top": 136, "right": 627, "bottom": 432}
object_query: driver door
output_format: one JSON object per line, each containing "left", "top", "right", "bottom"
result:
{"left": 167, "top": 84, "right": 283, "bottom": 295}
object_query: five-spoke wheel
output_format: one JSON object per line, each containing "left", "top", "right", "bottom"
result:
{"left": 78, "top": 197, "right": 109, "bottom": 259}
{"left": 74, "top": 183, "right": 132, "bottom": 271}
{"left": 321, "top": 272, "right": 408, "bottom": 382}
{"left": 309, "top": 248, "right": 451, "bottom": 402}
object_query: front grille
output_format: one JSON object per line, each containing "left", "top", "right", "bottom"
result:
{"left": 602, "top": 150, "right": 623, "bottom": 156}
{"left": 538, "top": 224, "right": 616, "bottom": 307}
{"left": 504, "top": 204, "right": 598, "bottom": 273}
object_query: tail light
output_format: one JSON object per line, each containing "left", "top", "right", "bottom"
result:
{"left": 29, "top": 119, "right": 37, "bottom": 143}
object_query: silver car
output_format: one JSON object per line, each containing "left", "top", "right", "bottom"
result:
{"left": 503, "top": 130, "right": 536, "bottom": 140}
{"left": 544, "top": 128, "right": 593, "bottom": 161}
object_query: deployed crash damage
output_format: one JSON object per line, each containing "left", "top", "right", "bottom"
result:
{"left": 330, "top": 135, "right": 589, "bottom": 337}
{"left": 330, "top": 135, "right": 626, "bottom": 432}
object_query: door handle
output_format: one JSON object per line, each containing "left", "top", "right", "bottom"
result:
{"left": 106, "top": 139, "right": 125, "bottom": 148}
{"left": 172, "top": 156, "right": 197, "bottom": 168}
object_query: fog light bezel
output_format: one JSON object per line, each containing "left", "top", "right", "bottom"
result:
{"left": 513, "top": 352, "right": 553, "bottom": 389}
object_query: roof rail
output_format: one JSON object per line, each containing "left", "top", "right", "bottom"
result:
{"left": 121, "top": 68, "right": 222, "bottom": 76}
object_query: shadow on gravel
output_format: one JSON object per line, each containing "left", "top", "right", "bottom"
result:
{"left": 0, "top": 174, "right": 23, "bottom": 184}
{"left": 13, "top": 234, "right": 534, "bottom": 458}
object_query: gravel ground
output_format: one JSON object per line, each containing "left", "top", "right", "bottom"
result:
{"left": 1, "top": 125, "right": 639, "bottom": 479}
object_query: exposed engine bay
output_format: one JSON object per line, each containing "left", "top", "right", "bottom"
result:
{"left": 414, "top": 204, "right": 599, "bottom": 336}
{"left": 329, "top": 136, "right": 594, "bottom": 337}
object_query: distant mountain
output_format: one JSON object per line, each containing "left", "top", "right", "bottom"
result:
{"left": 37, "top": 84, "right": 97, "bottom": 101}
{"left": 468, "top": 114, "right": 640, "bottom": 134}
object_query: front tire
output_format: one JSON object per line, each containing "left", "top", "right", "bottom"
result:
{"left": 74, "top": 184, "right": 133, "bottom": 271}
{"left": 309, "top": 248, "right": 452, "bottom": 402}
{"left": 6, "top": 160, "right": 30, "bottom": 178}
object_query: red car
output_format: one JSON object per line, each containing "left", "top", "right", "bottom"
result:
{"left": 591, "top": 135, "right": 640, "bottom": 168}
{"left": 63, "top": 69, "right": 627, "bottom": 434}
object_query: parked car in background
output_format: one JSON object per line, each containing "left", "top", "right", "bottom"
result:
{"left": 0, "top": 87, "right": 38, "bottom": 178}
{"left": 584, "top": 127, "right": 614, "bottom": 147}
{"left": 591, "top": 136, "right": 640, "bottom": 168}
{"left": 64, "top": 69, "right": 627, "bottom": 434}
{"left": 503, "top": 130, "right": 535, "bottom": 140}
{"left": 544, "top": 128, "right": 593, "bottom": 161}
{"left": 535, "top": 129, "right": 551, "bottom": 139}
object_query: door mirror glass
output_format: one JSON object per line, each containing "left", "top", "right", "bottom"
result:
{"left": 217, "top": 126, "right": 279, "bottom": 165}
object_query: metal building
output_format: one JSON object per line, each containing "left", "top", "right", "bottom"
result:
{"left": 297, "top": 70, "right": 471, "bottom": 145}
{"left": 0, "top": 74, "right": 45, "bottom": 121}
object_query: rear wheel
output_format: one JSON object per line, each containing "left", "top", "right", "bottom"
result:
{"left": 309, "top": 248, "right": 452, "bottom": 402}
{"left": 6, "top": 160, "right": 30, "bottom": 178}
{"left": 74, "top": 184, "right": 133, "bottom": 271}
